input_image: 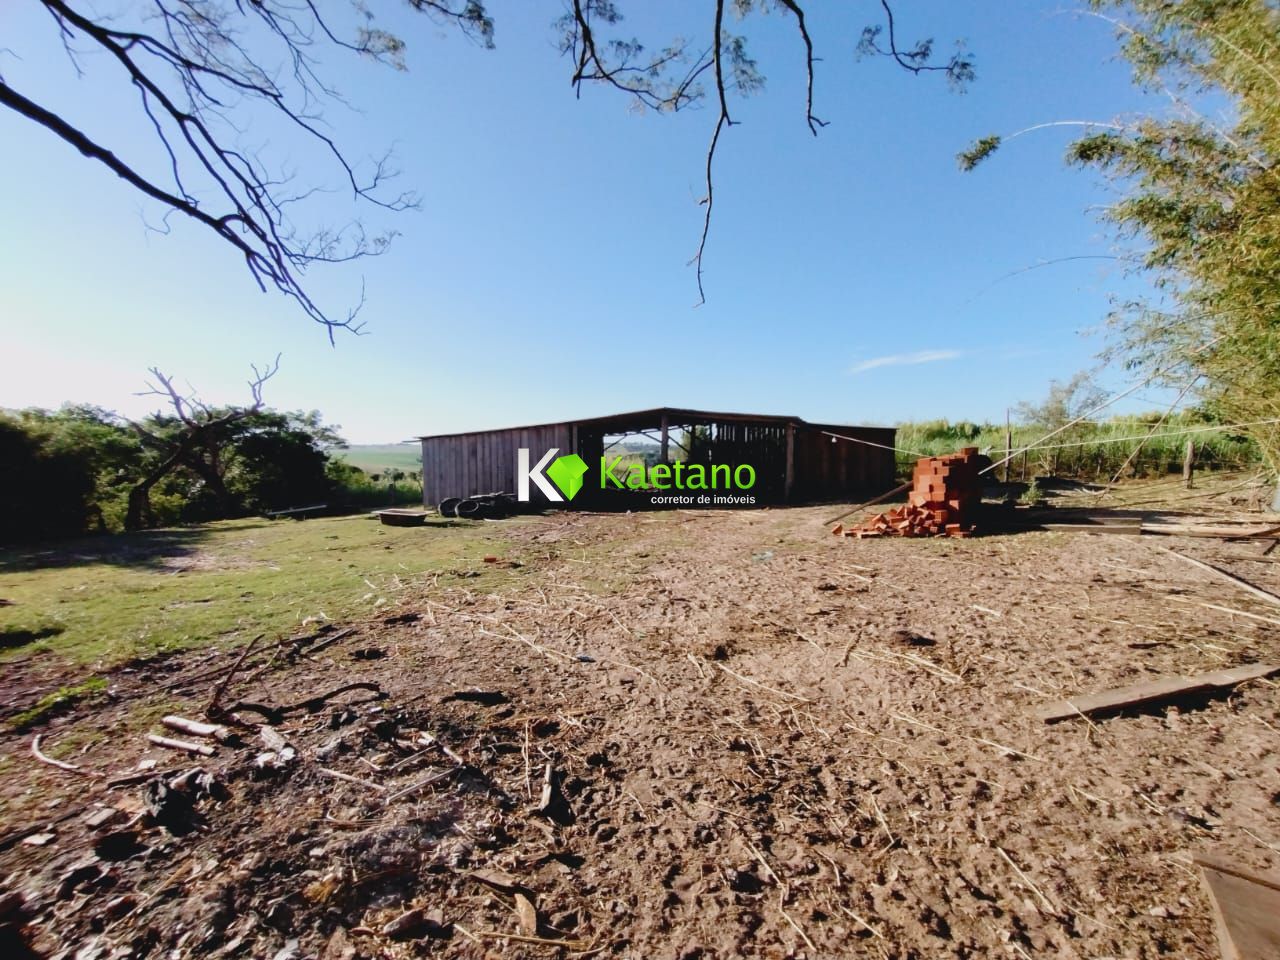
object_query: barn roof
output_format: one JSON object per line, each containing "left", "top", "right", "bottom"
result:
{"left": 417, "top": 406, "right": 893, "bottom": 440}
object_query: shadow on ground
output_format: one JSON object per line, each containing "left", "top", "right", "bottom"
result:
{"left": 0, "top": 524, "right": 273, "bottom": 573}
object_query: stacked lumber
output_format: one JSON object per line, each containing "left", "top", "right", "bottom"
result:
{"left": 835, "top": 449, "right": 981, "bottom": 539}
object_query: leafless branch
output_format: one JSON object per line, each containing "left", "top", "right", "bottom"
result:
{"left": 8, "top": 1, "right": 484, "bottom": 339}
{"left": 690, "top": 0, "right": 731, "bottom": 306}
{"left": 776, "top": 0, "right": 826, "bottom": 135}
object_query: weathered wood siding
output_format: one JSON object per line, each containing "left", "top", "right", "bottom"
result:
{"left": 421, "top": 416, "right": 896, "bottom": 507}
{"left": 791, "top": 424, "right": 896, "bottom": 501}
{"left": 421, "top": 424, "right": 574, "bottom": 505}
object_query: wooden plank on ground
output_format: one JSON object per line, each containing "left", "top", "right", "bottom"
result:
{"left": 1162, "top": 548, "right": 1280, "bottom": 609}
{"left": 1037, "top": 522, "right": 1143, "bottom": 535}
{"left": 1038, "top": 663, "right": 1280, "bottom": 723}
{"left": 1193, "top": 853, "right": 1280, "bottom": 960}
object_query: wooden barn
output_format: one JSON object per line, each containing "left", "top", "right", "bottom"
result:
{"left": 418, "top": 407, "right": 896, "bottom": 508}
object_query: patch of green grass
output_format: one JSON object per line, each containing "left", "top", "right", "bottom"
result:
{"left": 335, "top": 444, "right": 422, "bottom": 474}
{"left": 10, "top": 677, "right": 107, "bottom": 731}
{"left": 0, "top": 514, "right": 518, "bottom": 673}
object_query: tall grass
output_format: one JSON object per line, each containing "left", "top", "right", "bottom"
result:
{"left": 893, "top": 413, "right": 1259, "bottom": 481}
{"left": 337, "top": 480, "right": 423, "bottom": 508}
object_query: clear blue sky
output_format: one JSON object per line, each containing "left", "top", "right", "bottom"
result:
{"left": 0, "top": 2, "right": 1177, "bottom": 443}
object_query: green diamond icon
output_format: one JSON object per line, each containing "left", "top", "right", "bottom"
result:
{"left": 545, "top": 453, "right": 588, "bottom": 501}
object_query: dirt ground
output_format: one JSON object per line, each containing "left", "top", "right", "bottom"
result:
{"left": 2, "top": 495, "right": 1279, "bottom": 959}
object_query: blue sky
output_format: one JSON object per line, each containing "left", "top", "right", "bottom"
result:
{"left": 0, "top": 2, "right": 1179, "bottom": 442}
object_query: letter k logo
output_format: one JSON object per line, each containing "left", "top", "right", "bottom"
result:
{"left": 518, "top": 448, "right": 563, "bottom": 502}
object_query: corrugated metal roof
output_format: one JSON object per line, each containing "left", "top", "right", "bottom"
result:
{"left": 417, "top": 406, "right": 892, "bottom": 440}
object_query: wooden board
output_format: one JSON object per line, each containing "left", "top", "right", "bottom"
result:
{"left": 1193, "top": 853, "right": 1280, "bottom": 960}
{"left": 1037, "top": 522, "right": 1143, "bottom": 535}
{"left": 1038, "top": 663, "right": 1280, "bottom": 723}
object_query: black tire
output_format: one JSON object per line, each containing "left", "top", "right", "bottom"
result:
{"left": 438, "top": 497, "right": 461, "bottom": 518}
{"left": 455, "top": 499, "right": 481, "bottom": 519}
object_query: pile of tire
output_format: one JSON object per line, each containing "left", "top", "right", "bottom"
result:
{"left": 438, "top": 492, "right": 519, "bottom": 520}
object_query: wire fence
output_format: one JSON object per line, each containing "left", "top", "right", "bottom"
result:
{"left": 886, "top": 418, "right": 1265, "bottom": 482}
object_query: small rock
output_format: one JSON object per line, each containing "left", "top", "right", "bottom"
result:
{"left": 382, "top": 907, "right": 427, "bottom": 940}
{"left": 21, "top": 832, "right": 56, "bottom": 847}
{"left": 321, "top": 928, "right": 357, "bottom": 960}
{"left": 102, "top": 894, "right": 137, "bottom": 919}
{"left": 83, "top": 807, "right": 122, "bottom": 830}
{"left": 890, "top": 629, "right": 935, "bottom": 647}
{"left": 259, "top": 726, "right": 290, "bottom": 753}
{"left": 314, "top": 736, "right": 346, "bottom": 761}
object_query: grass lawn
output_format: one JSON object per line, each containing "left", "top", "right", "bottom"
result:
{"left": 0, "top": 514, "right": 523, "bottom": 677}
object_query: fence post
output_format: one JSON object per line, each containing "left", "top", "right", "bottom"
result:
{"left": 1003, "top": 409, "right": 1011, "bottom": 483}
{"left": 1182, "top": 439, "right": 1196, "bottom": 489}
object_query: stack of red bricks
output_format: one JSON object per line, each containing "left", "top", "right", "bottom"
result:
{"left": 836, "top": 448, "right": 982, "bottom": 539}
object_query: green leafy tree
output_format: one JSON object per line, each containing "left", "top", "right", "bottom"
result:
{"left": 1070, "top": 0, "right": 1280, "bottom": 479}
{"left": 0, "top": 406, "right": 142, "bottom": 539}
{"left": 963, "top": 0, "right": 1280, "bottom": 478}
{"left": 1016, "top": 373, "right": 1110, "bottom": 475}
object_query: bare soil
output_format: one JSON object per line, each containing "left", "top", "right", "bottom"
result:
{"left": 2, "top": 501, "right": 1279, "bottom": 959}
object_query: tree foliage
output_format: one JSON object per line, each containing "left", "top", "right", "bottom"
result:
{"left": 0, "top": 401, "right": 354, "bottom": 542}
{"left": 985, "top": 1, "right": 1280, "bottom": 474}
{"left": 1, "top": 2, "right": 972, "bottom": 329}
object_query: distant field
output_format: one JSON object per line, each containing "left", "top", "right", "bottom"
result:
{"left": 334, "top": 443, "right": 422, "bottom": 474}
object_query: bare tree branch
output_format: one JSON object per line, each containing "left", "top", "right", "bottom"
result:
{"left": 690, "top": 0, "right": 731, "bottom": 306}
{"left": 858, "top": 0, "right": 976, "bottom": 89}
{"left": 3, "top": 1, "right": 974, "bottom": 321}
{"left": 776, "top": 0, "right": 826, "bottom": 135}
{"left": 126, "top": 356, "right": 282, "bottom": 529}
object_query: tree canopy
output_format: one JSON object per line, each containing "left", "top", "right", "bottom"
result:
{"left": 963, "top": 0, "right": 1280, "bottom": 475}
{"left": 0, "top": 398, "right": 359, "bottom": 541}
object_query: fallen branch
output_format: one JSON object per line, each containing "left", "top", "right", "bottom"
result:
{"left": 162, "top": 715, "right": 230, "bottom": 742}
{"left": 1166, "top": 594, "right": 1280, "bottom": 626}
{"left": 31, "top": 734, "right": 96, "bottom": 777}
{"left": 384, "top": 767, "right": 459, "bottom": 804}
{"left": 224, "top": 681, "right": 384, "bottom": 724}
{"left": 825, "top": 482, "right": 911, "bottom": 528}
{"left": 147, "top": 733, "right": 215, "bottom": 756}
{"left": 205, "top": 633, "right": 264, "bottom": 718}
{"left": 467, "top": 930, "right": 590, "bottom": 950}
{"left": 893, "top": 713, "right": 1045, "bottom": 762}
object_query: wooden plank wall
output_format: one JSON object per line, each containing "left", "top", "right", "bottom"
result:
{"left": 421, "top": 425, "right": 574, "bottom": 505}
{"left": 792, "top": 425, "right": 896, "bottom": 501}
{"left": 701, "top": 422, "right": 788, "bottom": 500}
{"left": 422, "top": 420, "right": 896, "bottom": 507}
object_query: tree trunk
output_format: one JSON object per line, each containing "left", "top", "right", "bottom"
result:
{"left": 125, "top": 449, "right": 185, "bottom": 531}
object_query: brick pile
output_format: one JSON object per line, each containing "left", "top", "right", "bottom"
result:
{"left": 835, "top": 448, "right": 982, "bottom": 539}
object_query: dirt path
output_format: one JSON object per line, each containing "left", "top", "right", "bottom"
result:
{"left": 2, "top": 506, "right": 1278, "bottom": 958}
